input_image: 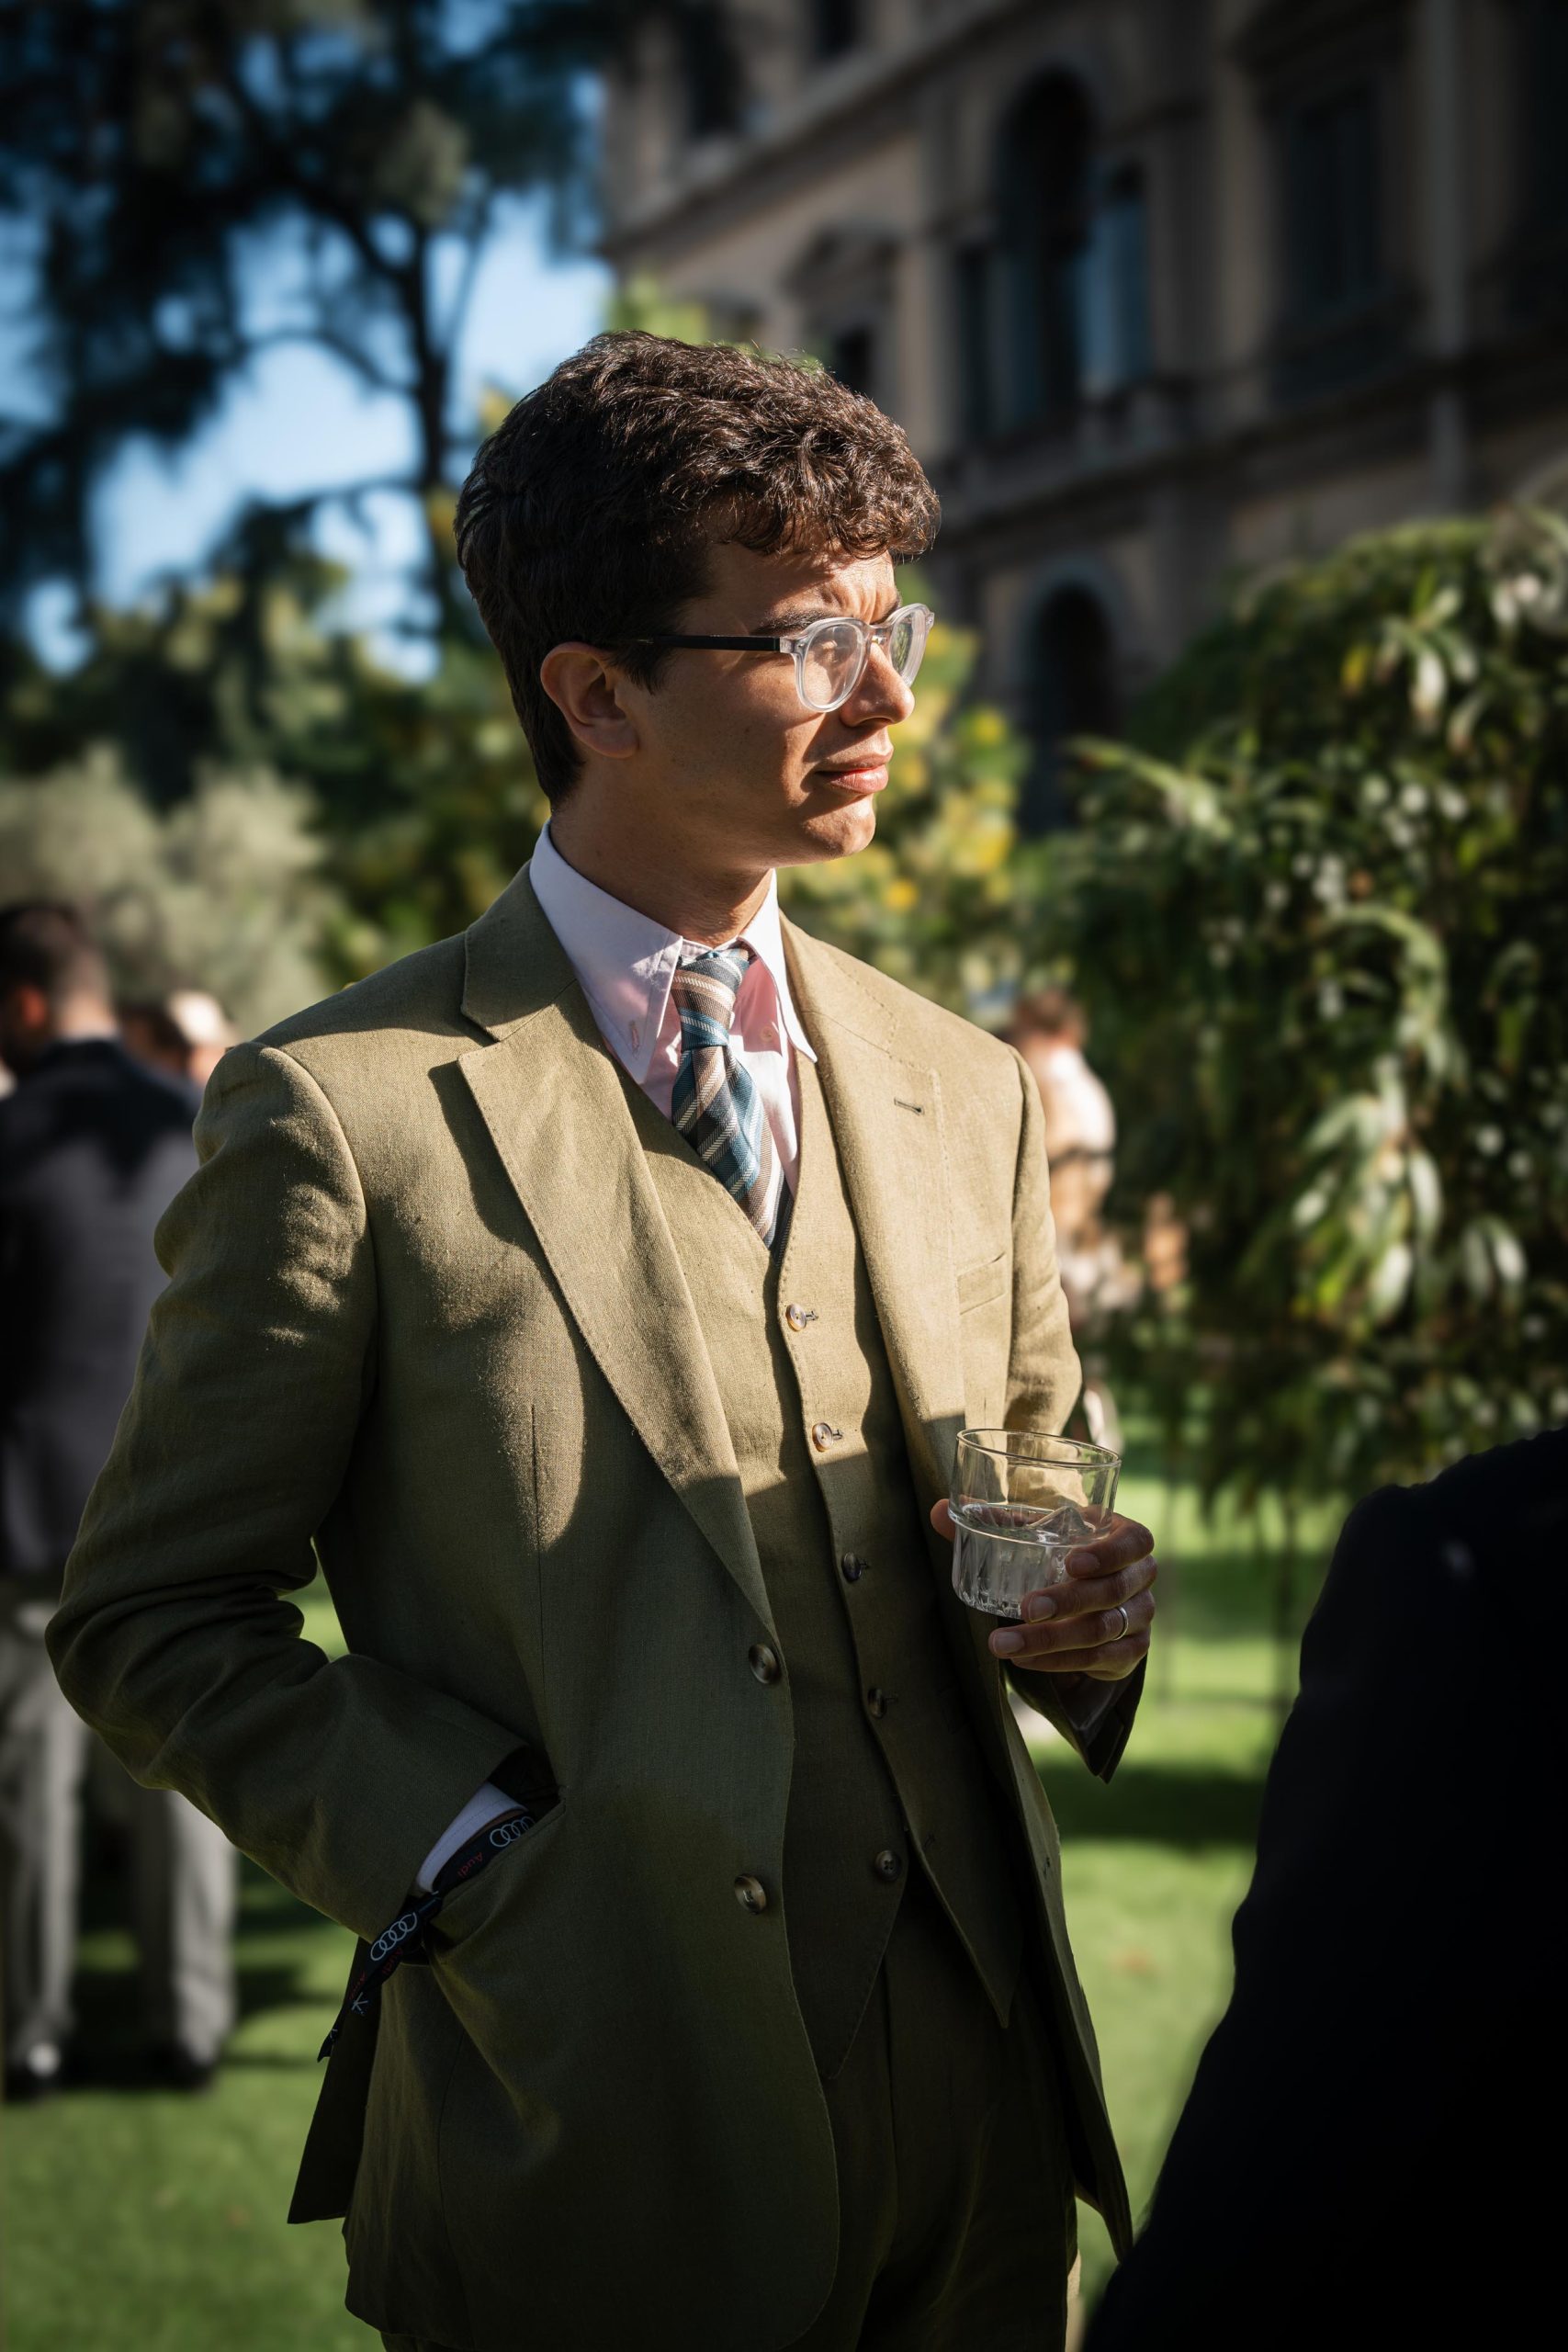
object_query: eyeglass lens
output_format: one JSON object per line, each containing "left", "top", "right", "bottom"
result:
{"left": 799, "top": 609, "right": 929, "bottom": 710}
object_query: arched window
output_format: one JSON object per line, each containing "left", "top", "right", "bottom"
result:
{"left": 810, "top": 0, "right": 861, "bottom": 62}
{"left": 1506, "top": 0, "right": 1568, "bottom": 322}
{"left": 1023, "top": 587, "right": 1120, "bottom": 833}
{"left": 677, "top": 3, "right": 744, "bottom": 140}
{"left": 1523, "top": 0, "right": 1568, "bottom": 220}
{"left": 827, "top": 323, "right": 876, "bottom": 399}
{"left": 997, "top": 74, "right": 1098, "bottom": 428}
{"left": 1085, "top": 163, "right": 1153, "bottom": 393}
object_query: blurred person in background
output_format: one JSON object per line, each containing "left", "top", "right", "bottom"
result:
{"left": 1006, "top": 989, "right": 1134, "bottom": 1451}
{"left": 1085, "top": 1420, "right": 1563, "bottom": 2349}
{"left": 120, "top": 988, "right": 239, "bottom": 1093}
{"left": 0, "top": 903, "right": 237, "bottom": 2100}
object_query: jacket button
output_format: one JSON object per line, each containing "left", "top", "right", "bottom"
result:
{"left": 784, "top": 1303, "right": 811, "bottom": 1330}
{"left": 866, "top": 1687, "right": 887, "bottom": 1718}
{"left": 840, "top": 1552, "right": 868, "bottom": 1582}
{"left": 873, "top": 1849, "right": 903, "bottom": 1883}
{"left": 733, "top": 1874, "right": 769, "bottom": 1914}
{"left": 811, "top": 1421, "right": 841, "bottom": 1451}
{"left": 748, "top": 1643, "right": 781, "bottom": 1685}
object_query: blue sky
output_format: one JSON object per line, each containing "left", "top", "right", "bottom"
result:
{"left": 27, "top": 199, "right": 610, "bottom": 669}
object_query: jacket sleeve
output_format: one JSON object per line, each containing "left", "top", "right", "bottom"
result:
{"left": 998, "top": 1045, "right": 1145, "bottom": 1781}
{"left": 46, "top": 1040, "right": 525, "bottom": 1942}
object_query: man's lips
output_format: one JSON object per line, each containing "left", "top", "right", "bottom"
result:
{"left": 813, "top": 756, "right": 890, "bottom": 794}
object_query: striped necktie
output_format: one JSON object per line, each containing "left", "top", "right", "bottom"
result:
{"left": 670, "top": 945, "right": 790, "bottom": 1256}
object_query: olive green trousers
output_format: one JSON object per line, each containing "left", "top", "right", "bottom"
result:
{"left": 379, "top": 1863, "right": 1076, "bottom": 2352}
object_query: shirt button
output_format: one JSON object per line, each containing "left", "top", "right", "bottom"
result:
{"left": 866, "top": 1687, "right": 887, "bottom": 1718}
{"left": 811, "top": 1421, "right": 841, "bottom": 1452}
{"left": 873, "top": 1849, "right": 904, "bottom": 1883}
{"left": 748, "top": 1643, "right": 782, "bottom": 1685}
{"left": 840, "top": 1553, "right": 869, "bottom": 1583}
{"left": 733, "top": 1874, "right": 769, "bottom": 1914}
{"left": 785, "top": 1303, "right": 810, "bottom": 1331}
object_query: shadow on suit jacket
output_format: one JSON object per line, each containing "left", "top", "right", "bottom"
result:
{"left": 1086, "top": 1422, "right": 1565, "bottom": 2352}
{"left": 0, "top": 1038, "right": 198, "bottom": 1583}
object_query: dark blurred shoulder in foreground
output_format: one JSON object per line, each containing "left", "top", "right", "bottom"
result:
{"left": 1087, "top": 1424, "right": 1566, "bottom": 2352}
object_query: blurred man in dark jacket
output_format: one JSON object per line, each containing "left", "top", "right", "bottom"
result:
{"left": 0, "top": 903, "right": 236, "bottom": 2099}
{"left": 1087, "top": 1422, "right": 1564, "bottom": 2348}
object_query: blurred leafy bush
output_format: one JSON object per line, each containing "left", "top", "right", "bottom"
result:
{"left": 0, "top": 750, "right": 340, "bottom": 1035}
{"left": 1043, "top": 510, "right": 1568, "bottom": 1508}
{"left": 1, "top": 561, "right": 550, "bottom": 987}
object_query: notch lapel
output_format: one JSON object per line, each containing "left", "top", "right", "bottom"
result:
{"left": 780, "top": 917, "right": 967, "bottom": 1512}
{"left": 457, "top": 865, "right": 774, "bottom": 1635}
{"left": 782, "top": 919, "right": 1016, "bottom": 1758}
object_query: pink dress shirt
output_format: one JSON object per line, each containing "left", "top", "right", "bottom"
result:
{"left": 415, "top": 825, "right": 819, "bottom": 1890}
{"left": 527, "top": 817, "right": 818, "bottom": 1193}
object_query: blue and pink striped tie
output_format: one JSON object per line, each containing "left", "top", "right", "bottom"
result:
{"left": 670, "top": 946, "right": 790, "bottom": 1256}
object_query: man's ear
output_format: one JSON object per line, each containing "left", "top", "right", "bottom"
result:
{"left": 538, "top": 644, "right": 639, "bottom": 761}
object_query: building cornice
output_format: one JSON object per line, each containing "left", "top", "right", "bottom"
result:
{"left": 932, "top": 322, "right": 1568, "bottom": 555}
{"left": 601, "top": 0, "right": 1067, "bottom": 266}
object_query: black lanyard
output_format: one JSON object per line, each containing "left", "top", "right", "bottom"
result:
{"left": 318, "top": 1807, "right": 534, "bottom": 2062}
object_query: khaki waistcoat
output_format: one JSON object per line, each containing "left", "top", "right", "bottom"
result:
{"left": 620, "top": 1048, "right": 1023, "bottom": 2078}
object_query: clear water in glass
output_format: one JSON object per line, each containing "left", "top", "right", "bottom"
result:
{"left": 951, "top": 1498, "right": 1094, "bottom": 1621}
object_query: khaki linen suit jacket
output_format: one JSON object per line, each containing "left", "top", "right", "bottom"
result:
{"left": 49, "top": 863, "right": 1137, "bottom": 2351}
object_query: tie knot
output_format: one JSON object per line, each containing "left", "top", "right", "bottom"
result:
{"left": 671, "top": 945, "right": 752, "bottom": 1043}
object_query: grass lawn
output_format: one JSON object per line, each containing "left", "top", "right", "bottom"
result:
{"left": 2, "top": 1441, "right": 1343, "bottom": 2346}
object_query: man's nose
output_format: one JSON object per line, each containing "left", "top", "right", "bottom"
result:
{"left": 842, "top": 641, "right": 915, "bottom": 727}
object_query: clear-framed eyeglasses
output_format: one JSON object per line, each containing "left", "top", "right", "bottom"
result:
{"left": 615, "top": 602, "right": 934, "bottom": 714}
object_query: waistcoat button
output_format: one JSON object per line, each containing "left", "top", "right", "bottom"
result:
{"left": 733, "top": 1875, "right": 769, "bottom": 1914}
{"left": 873, "top": 1849, "right": 903, "bottom": 1883}
{"left": 840, "top": 1553, "right": 868, "bottom": 1582}
{"left": 784, "top": 1303, "right": 811, "bottom": 1331}
{"left": 748, "top": 1643, "right": 782, "bottom": 1685}
{"left": 865, "top": 1687, "right": 887, "bottom": 1718}
{"left": 810, "top": 1421, "right": 841, "bottom": 1452}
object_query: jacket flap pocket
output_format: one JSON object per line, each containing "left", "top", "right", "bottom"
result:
{"left": 955, "top": 1250, "right": 1009, "bottom": 1314}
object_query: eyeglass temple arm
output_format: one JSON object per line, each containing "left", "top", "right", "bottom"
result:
{"left": 619, "top": 634, "right": 787, "bottom": 652}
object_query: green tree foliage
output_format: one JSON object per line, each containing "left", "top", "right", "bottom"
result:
{"left": 0, "top": 750, "right": 342, "bottom": 1032}
{"left": 1040, "top": 509, "right": 1568, "bottom": 1510}
{"left": 0, "top": 560, "right": 549, "bottom": 978}
{"left": 0, "top": 0, "right": 726, "bottom": 631}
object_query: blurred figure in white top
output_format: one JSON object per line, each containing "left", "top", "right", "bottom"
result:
{"left": 1005, "top": 988, "right": 1133, "bottom": 1452}
{"left": 119, "top": 989, "right": 239, "bottom": 1094}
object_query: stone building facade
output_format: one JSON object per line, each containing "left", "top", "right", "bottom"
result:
{"left": 601, "top": 0, "right": 1568, "bottom": 828}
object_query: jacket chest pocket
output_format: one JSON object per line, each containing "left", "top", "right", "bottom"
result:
{"left": 956, "top": 1249, "right": 1009, "bottom": 1315}
{"left": 955, "top": 1249, "right": 1010, "bottom": 1426}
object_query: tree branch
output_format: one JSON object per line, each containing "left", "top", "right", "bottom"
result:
{"left": 440, "top": 196, "right": 495, "bottom": 360}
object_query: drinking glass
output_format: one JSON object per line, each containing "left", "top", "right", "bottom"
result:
{"left": 950, "top": 1429, "right": 1121, "bottom": 1620}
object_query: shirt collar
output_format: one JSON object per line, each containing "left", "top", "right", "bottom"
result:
{"left": 528, "top": 820, "right": 817, "bottom": 1083}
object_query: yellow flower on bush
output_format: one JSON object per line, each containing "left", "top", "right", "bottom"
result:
{"left": 883, "top": 876, "right": 919, "bottom": 914}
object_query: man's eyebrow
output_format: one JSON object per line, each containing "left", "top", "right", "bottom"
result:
{"left": 750, "top": 600, "right": 903, "bottom": 634}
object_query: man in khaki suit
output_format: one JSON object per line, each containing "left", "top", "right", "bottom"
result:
{"left": 49, "top": 335, "right": 1157, "bottom": 2351}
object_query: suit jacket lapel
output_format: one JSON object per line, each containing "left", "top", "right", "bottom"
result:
{"left": 458, "top": 864, "right": 774, "bottom": 1635}
{"left": 778, "top": 921, "right": 1014, "bottom": 1761}
{"left": 780, "top": 916, "right": 967, "bottom": 1513}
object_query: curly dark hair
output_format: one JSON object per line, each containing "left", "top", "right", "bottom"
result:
{"left": 454, "top": 332, "right": 940, "bottom": 801}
